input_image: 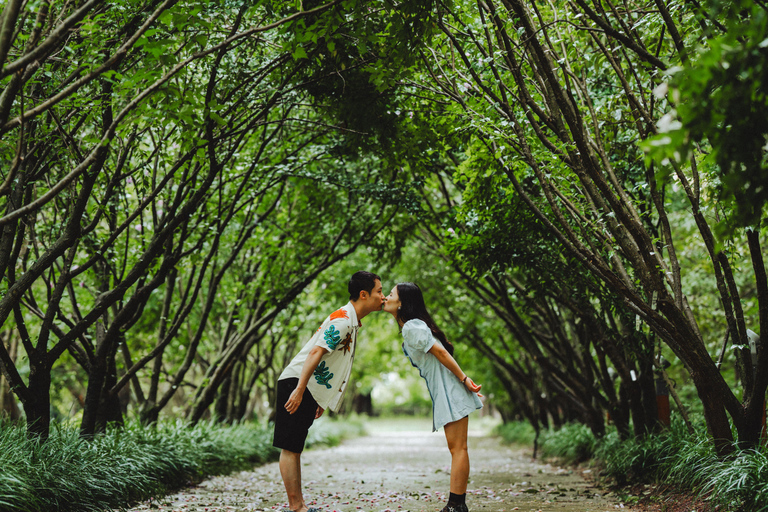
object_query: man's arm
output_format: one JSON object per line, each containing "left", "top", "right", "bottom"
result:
{"left": 284, "top": 345, "right": 328, "bottom": 414}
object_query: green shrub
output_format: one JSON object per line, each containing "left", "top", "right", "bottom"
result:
{"left": 525, "top": 417, "right": 768, "bottom": 510}
{"left": 0, "top": 414, "right": 369, "bottom": 512}
{"left": 494, "top": 421, "right": 536, "bottom": 446}
{"left": 594, "top": 420, "right": 691, "bottom": 485}
{"left": 0, "top": 419, "right": 279, "bottom": 512}
{"left": 663, "top": 432, "right": 768, "bottom": 511}
{"left": 305, "top": 413, "right": 367, "bottom": 448}
{"left": 700, "top": 447, "right": 768, "bottom": 511}
{"left": 662, "top": 425, "right": 718, "bottom": 489}
{"left": 538, "top": 422, "right": 597, "bottom": 464}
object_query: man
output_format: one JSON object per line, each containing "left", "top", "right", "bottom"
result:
{"left": 273, "top": 271, "right": 385, "bottom": 512}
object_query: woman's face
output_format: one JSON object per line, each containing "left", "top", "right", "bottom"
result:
{"left": 382, "top": 285, "right": 401, "bottom": 316}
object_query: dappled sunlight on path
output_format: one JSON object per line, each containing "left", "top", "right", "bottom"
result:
{"left": 125, "top": 418, "right": 626, "bottom": 512}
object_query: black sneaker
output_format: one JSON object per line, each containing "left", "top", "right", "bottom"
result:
{"left": 440, "top": 504, "right": 469, "bottom": 512}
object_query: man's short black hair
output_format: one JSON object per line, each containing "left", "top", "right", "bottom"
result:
{"left": 348, "top": 271, "right": 381, "bottom": 301}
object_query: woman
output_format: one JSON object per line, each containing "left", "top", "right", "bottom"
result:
{"left": 382, "top": 282, "right": 483, "bottom": 512}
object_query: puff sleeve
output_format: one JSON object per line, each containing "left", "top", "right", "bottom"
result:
{"left": 402, "top": 319, "right": 436, "bottom": 354}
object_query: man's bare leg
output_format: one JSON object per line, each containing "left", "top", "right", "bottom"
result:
{"left": 279, "top": 449, "right": 307, "bottom": 512}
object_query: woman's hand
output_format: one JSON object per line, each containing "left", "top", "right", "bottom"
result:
{"left": 463, "top": 376, "right": 483, "bottom": 397}
{"left": 284, "top": 387, "right": 304, "bottom": 414}
{"left": 315, "top": 406, "right": 325, "bottom": 419}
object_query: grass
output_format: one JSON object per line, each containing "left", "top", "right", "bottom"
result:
{"left": 493, "top": 420, "right": 536, "bottom": 446}
{"left": 305, "top": 413, "right": 367, "bottom": 448}
{"left": 593, "top": 421, "right": 688, "bottom": 486}
{"left": 662, "top": 431, "right": 768, "bottom": 511}
{"left": 538, "top": 422, "right": 599, "bottom": 463}
{"left": 0, "top": 415, "right": 366, "bottom": 512}
{"left": 496, "top": 421, "right": 598, "bottom": 464}
{"left": 494, "top": 418, "right": 768, "bottom": 510}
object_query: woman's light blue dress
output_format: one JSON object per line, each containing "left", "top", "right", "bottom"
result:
{"left": 401, "top": 319, "right": 483, "bottom": 432}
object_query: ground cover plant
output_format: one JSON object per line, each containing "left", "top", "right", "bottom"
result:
{"left": 498, "top": 419, "right": 768, "bottom": 511}
{"left": 493, "top": 420, "right": 536, "bottom": 447}
{"left": 0, "top": 416, "right": 364, "bottom": 512}
{"left": 304, "top": 414, "right": 368, "bottom": 450}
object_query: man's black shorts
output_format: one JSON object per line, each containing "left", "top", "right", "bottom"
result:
{"left": 272, "top": 378, "right": 319, "bottom": 453}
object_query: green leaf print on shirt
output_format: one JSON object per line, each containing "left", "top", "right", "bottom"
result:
{"left": 324, "top": 325, "right": 342, "bottom": 350}
{"left": 313, "top": 361, "right": 334, "bottom": 388}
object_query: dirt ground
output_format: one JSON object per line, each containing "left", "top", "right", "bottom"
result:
{"left": 125, "top": 418, "right": 634, "bottom": 512}
{"left": 619, "top": 485, "right": 717, "bottom": 512}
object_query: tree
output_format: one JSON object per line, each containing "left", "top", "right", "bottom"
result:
{"left": 405, "top": 161, "right": 660, "bottom": 440}
{"left": 0, "top": 0, "right": 433, "bottom": 440}
{"left": 644, "top": 0, "right": 768, "bottom": 228}
{"left": 405, "top": 0, "right": 767, "bottom": 453}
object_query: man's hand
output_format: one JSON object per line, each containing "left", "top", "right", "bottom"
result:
{"left": 284, "top": 387, "right": 304, "bottom": 414}
{"left": 315, "top": 406, "right": 325, "bottom": 419}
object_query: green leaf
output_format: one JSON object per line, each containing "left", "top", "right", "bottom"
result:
{"left": 293, "top": 46, "right": 308, "bottom": 60}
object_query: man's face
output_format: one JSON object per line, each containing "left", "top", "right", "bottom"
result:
{"left": 365, "top": 279, "right": 385, "bottom": 311}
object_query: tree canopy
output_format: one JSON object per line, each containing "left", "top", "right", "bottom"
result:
{"left": 1, "top": 0, "right": 767, "bottom": 459}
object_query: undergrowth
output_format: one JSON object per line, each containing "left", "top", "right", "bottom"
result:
{"left": 496, "top": 418, "right": 768, "bottom": 511}
{"left": 0, "top": 415, "right": 365, "bottom": 512}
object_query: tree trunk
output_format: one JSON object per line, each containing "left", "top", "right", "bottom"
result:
{"left": 188, "top": 352, "right": 239, "bottom": 423}
{"left": 739, "top": 401, "right": 766, "bottom": 448}
{"left": 24, "top": 360, "right": 51, "bottom": 441}
{"left": 213, "top": 374, "right": 232, "bottom": 422}
{"left": 583, "top": 404, "right": 606, "bottom": 438}
{"left": 226, "top": 362, "right": 242, "bottom": 423}
{"left": 639, "top": 358, "right": 661, "bottom": 434}
{"left": 80, "top": 321, "right": 108, "bottom": 438}
{"left": 352, "top": 392, "right": 374, "bottom": 416}
{"left": 1, "top": 381, "right": 20, "bottom": 420}
{"left": 613, "top": 382, "right": 632, "bottom": 440}
{"left": 93, "top": 351, "right": 124, "bottom": 434}
{"left": 139, "top": 400, "right": 161, "bottom": 425}
{"left": 696, "top": 378, "right": 734, "bottom": 455}
{"left": 0, "top": 331, "right": 19, "bottom": 420}
{"left": 537, "top": 398, "right": 550, "bottom": 431}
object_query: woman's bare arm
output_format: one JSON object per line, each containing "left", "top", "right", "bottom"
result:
{"left": 428, "top": 343, "right": 482, "bottom": 394}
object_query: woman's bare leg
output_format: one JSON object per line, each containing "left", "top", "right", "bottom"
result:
{"left": 443, "top": 416, "right": 470, "bottom": 494}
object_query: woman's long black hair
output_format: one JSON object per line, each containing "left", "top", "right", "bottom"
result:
{"left": 395, "top": 282, "right": 455, "bottom": 356}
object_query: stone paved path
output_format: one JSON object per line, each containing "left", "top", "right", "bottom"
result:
{"left": 127, "top": 420, "right": 627, "bottom": 512}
